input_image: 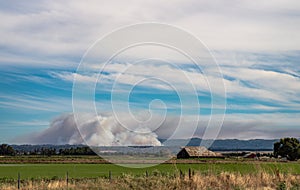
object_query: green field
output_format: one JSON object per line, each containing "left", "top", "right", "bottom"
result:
{"left": 1, "top": 162, "right": 300, "bottom": 180}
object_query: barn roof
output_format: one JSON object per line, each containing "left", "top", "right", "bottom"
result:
{"left": 181, "top": 146, "right": 224, "bottom": 157}
{"left": 243, "top": 152, "right": 257, "bottom": 158}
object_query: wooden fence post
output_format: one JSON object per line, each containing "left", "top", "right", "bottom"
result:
{"left": 18, "top": 172, "right": 20, "bottom": 190}
{"left": 66, "top": 171, "right": 69, "bottom": 189}
{"left": 180, "top": 170, "right": 184, "bottom": 180}
{"left": 109, "top": 171, "right": 112, "bottom": 181}
{"left": 189, "top": 168, "right": 191, "bottom": 180}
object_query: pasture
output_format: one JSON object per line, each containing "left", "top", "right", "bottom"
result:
{"left": 0, "top": 156, "right": 300, "bottom": 189}
{"left": 0, "top": 162, "right": 300, "bottom": 180}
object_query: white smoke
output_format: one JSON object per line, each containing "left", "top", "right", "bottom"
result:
{"left": 14, "top": 112, "right": 299, "bottom": 145}
{"left": 19, "top": 113, "right": 162, "bottom": 146}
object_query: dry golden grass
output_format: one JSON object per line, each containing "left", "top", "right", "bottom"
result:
{"left": 1, "top": 171, "right": 299, "bottom": 190}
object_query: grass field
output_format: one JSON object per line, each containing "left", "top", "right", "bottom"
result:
{"left": 0, "top": 162, "right": 300, "bottom": 180}
{"left": 1, "top": 156, "right": 300, "bottom": 189}
{"left": 1, "top": 164, "right": 300, "bottom": 189}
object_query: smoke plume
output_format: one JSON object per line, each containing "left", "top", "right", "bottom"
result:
{"left": 19, "top": 113, "right": 162, "bottom": 146}
{"left": 15, "top": 112, "right": 297, "bottom": 145}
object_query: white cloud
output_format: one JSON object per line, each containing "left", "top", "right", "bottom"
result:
{"left": 0, "top": 94, "right": 72, "bottom": 112}
{"left": 1, "top": 120, "right": 49, "bottom": 129}
{"left": 52, "top": 57, "right": 300, "bottom": 108}
{"left": 1, "top": 0, "right": 300, "bottom": 61}
{"left": 215, "top": 65, "right": 300, "bottom": 109}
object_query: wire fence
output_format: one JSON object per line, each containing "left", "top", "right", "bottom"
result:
{"left": 15, "top": 169, "right": 195, "bottom": 189}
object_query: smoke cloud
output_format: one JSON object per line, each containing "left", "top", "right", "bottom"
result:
{"left": 18, "top": 113, "right": 162, "bottom": 146}
{"left": 15, "top": 112, "right": 300, "bottom": 145}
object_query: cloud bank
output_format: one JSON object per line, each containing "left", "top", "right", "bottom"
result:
{"left": 1, "top": 0, "right": 300, "bottom": 61}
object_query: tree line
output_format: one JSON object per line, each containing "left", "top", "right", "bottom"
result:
{"left": 0, "top": 144, "right": 96, "bottom": 156}
{"left": 1, "top": 137, "right": 300, "bottom": 160}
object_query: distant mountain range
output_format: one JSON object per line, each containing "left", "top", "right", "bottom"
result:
{"left": 160, "top": 138, "right": 279, "bottom": 151}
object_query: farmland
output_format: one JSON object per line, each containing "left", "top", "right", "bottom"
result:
{"left": 0, "top": 156, "right": 300, "bottom": 189}
{"left": 0, "top": 157, "right": 300, "bottom": 179}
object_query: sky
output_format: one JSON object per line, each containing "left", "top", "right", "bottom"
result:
{"left": 0, "top": 0, "right": 300, "bottom": 144}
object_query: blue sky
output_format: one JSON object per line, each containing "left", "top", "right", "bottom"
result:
{"left": 0, "top": 0, "right": 300, "bottom": 144}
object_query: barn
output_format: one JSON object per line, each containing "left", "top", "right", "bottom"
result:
{"left": 177, "top": 146, "right": 224, "bottom": 159}
{"left": 243, "top": 152, "right": 257, "bottom": 159}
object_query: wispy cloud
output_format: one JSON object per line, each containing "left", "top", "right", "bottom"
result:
{"left": 51, "top": 57, "right": 300, "bottom": 108}
{"left": 0, "top": 94, "right": 71, "bottom": 112}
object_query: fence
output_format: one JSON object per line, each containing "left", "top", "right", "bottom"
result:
{"left": 15, "top": 169, "right": 195, "bottom": 189}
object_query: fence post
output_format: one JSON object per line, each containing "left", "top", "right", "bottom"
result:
{"left": 189, "top": 168, "right": 191, "bottom": 180}
{"left": 18, "top": 172, "right": 20, "bottom": 190}
{"left": 180, "top": 169, "right": 184, "bottom": 180}
{"left": 109, "top": 171, "right": 112, "bottom": 181}
{"left": 66, "top": 171, "right": 69, "bottom": 189}
{"left": 146, "top": 170, "right": 148, "bottom": 178}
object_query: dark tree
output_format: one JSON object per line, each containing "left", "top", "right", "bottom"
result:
{"left": 273, "top": 138, "right": 300, "bottom": 161}
{"left": 0, "top": 144, "right": 16, "bottom": 155}
{"left": 58, "top": 146, "right": 95, "bottom": 155}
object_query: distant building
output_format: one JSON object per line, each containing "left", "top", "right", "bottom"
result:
{"left": 177, "top": 146, "right": 224, "bottom": 159}
{"left": 243, "top": 152, "right": 257, "bottom": 159}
